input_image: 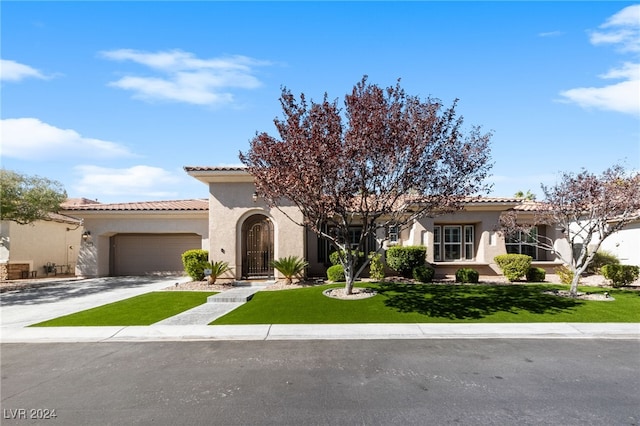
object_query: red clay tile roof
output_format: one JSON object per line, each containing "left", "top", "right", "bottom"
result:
{"left": 61, "top": 198, "right": 102, "bottom": 207}
{"left": 184, "top": 166, "right": 247, "bottom": 172}
{"left": 61, "top": 199, "right": 209, "bottom": 212}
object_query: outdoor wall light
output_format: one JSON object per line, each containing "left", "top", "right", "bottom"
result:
{"left": 82, "top": 231, "right": 91, "bottom": 241}
{"left": 252, "top": 192, "right": 258, "bottom": 203}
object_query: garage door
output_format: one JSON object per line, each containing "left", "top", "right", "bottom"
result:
{"left": 111, "top": 234, "right": 201, "bottom": 276}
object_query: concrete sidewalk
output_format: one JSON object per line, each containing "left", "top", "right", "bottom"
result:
{"left": 2, "top": 323, "right": 639, "bottom": 343}
{"left": 1, "top": 276, "right": 638, "bottom": 343}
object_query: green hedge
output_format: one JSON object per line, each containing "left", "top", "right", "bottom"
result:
{"left": 494, "top": 254, "right": 532, "bottom": 282}
{"left": 326, "top": 264, "right": 345, "bottom": 282}
{"left": 587, "top": 251, "right": 620, "bottom": 274}
{"left": 386, "top": 246, "right": 427, "bottom": 277}
{"left": 182, "top": 249, "right": 209, "bottom": 281}
{"left": 413, "top": 265, "right": 435, "bottom": 283}
{"left": 455, "top": 268, "right": 479, "bottom": 283}
{"left": 601, "top": 264, "right": 640, "bottom": 287}
{"left": 526, "top": 267, "right": 546, "bottom": 282}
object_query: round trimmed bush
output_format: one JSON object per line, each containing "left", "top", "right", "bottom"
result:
{"left": 526, "top": 267, "right": 546, "bottom": 282}
{"left": 182, "top": 249, "right": 209, "bottom": 281}
{"left": 494, "top": 254, "right": 532, "bottom": 282}
{"left": 413, "top": 265, "right": 435, "bottom": 283}
{"left": 326, "top": 264, "right": 345, "bottom": 282}
{"left": 386, "top": 246, "right": 427, "bottom": 277}
{"left": 601, "top": 264, "right": 639, "bottom": 287}
{"left": 455, "top": 268, "right": 479, "bottom": 283}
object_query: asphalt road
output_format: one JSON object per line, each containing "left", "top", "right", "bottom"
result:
{"left": 2, "top": 339, "right": 639, "bottom": 425}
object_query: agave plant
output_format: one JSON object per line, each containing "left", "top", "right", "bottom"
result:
{"left": 204, "top": 260, "right": 231, "bottom": 285}
{"left": 271, "top": 256, "right": 308, "bottom": 284}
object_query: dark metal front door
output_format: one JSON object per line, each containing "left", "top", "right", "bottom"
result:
{"left": 242, "top": 215, "right": 274, "bottom": 279}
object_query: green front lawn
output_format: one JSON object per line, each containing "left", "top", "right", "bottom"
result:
{"left": 211, "top": 283, "right": 640, "bottom": 325}
{"left": 32, "top": 291, "right": 216, "bottom": 327}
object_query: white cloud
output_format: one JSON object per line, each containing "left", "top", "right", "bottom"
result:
{"left": 0, "top": 59, "right": 50, "bottom": 82}
{"left": 538, "top": 31, "right": 564, "bottom": 38}
{"left": 590, "top": 4, "right": 640, "bottom": 53}
{"left": 0, "top": 118, "right": 136, "bottom": 160}
{"left": 559, "top": 63, "right": 640, "bottom": 116}
{"left": 100, "top": 49, "right": 270, "bottom": 106}
{"left": 73, "top": 165, "right": 182, "bottom": 197}
{"left": 559, "top": 6, "right": 640, "bottom": 117}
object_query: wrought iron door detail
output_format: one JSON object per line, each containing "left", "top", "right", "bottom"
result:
{"left": 242, "top": 215, "right": 274, "bottom": 278}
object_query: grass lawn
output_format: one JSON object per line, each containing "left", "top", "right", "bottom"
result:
{"left": 211, "top": 283, "right": 640, "bottom": 325}
{"left": 32, "top": 291, "right": 216, "bottom": 327}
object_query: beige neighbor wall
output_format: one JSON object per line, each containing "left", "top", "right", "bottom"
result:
{"left": 73, "top": 212, "right": 208, "bottom": 277}
{"left": 0, "top": 219, "right": 82, "bottom": 279}
{"left": 208, "top": 181, "right": 305, "bottom": 281}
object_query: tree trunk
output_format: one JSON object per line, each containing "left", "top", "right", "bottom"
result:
{"left": 343, "top": 261, "right": 355, "bottom": 295}
{"left": 569, "top": 273, "right": 580, "bottom": 297}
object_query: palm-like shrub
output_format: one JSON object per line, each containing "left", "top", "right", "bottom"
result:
{"left": 204, "top": 260, "right": 231, "bottom": 285}
{"left": 271, "top": 256, "right": 308, "bottom": 284}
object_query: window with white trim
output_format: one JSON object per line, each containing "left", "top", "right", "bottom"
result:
{"left": 433, "top": 224, "right": 475, "bottom": 261}
{"left": 505, "top": 227, "right": 538, "bottom": 260}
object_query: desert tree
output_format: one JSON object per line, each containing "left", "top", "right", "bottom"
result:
{"left": 240, "top": 76, "right": 493, "bottom": 294}
{"left": 0, "top": 169, "right": 67, "bottom": 225}
{"left": 500, "top": 165, "right": 640, "bottom": 296}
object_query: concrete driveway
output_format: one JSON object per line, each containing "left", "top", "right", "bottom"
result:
{"left": 0, "top": 276, "right": 187, "bottom": 328}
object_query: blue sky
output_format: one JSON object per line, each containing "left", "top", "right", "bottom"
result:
{"left": 2, "top": 1, "right": 639, "bottom": 203}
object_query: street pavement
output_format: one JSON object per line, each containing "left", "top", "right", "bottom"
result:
{"left": 1, "top": 276, "right": 639, "bottom": 343}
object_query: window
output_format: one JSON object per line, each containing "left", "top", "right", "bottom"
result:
{"left": 317, "top": 225, "right": 378, "bottom": 264}
{"left": 505, "top": 228, "right": 538, "bottom": 260}
{"left": 433, "top": 226, "right": 441, "bottom": 261}
{"left": 388, "top": 225, "right": 399, "bottom": 243}
{"left": 444, "top": 226, "right": 462, "bottom": 260}
{"left": 433, "top": 224, "right": 475, "bottom": 261}
{"left": 464, "top": 225, "right": 474, "bottom": 260}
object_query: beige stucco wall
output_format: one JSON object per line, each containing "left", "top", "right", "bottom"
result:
{"left": 595, "top": 221, "right": 640, "bottom": 267}
{"left": 0, "top": 219, "right": 83, "bottom": 278}
{"left": 208, "top": 181, "right": 305, "bottom": 280}
{"left": 71, "top": 212, "right": 208, "bottom": 277}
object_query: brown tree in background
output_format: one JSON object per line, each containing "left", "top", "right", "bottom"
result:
{"left": 240, "top": 76, "right": 493, "bottom": 294}
{"left": 500, "top": 165, "right": 640, "bottom": 296}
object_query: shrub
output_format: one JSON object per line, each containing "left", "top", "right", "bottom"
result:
{"left": 386, "top": 246, "right": 427, "bottom": 277}
{"left": 326, "top": 264, "right": 345, "bottom": 282}
{"left": 555, "top": 265, "right": 576, "bottom": 285}
{"left": 494, "top": 254, "right": 532, "bottom": 282}
{"left": 526, "top": 267, "right": 546, "bottom": 282}
{"left": 368, "top": 252, "right": 385, "bottom": 282}
{"left": 601, "top": 264, "right": 640, "bottom": 288}
{"left": 413, "top": 265, "right": 435, "bottom": 283}
{"left": 329, "top": 250, "right": 365, "bottom": 266}
{"left": 182, "top": 249, "right": 209, "bottom": 281}
{"left": 204, "top": 260, "right": 231, "bottom": 285}
{"left": 271, "top": 256, "right": 308, "bottom": 284}
{"left": 455, "top": 268, "right": 479, "bottom": 283}
{"left": 587, "top": 250, "right": 620, "bottom": 274}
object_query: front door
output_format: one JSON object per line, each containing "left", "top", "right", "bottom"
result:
{"left": 242, "top": 214, "right": 274, "bottom": 279}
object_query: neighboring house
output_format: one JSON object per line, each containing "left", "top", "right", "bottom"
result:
{"left": 61, "top": 199, "right": 208, "bottom": 277}
{"left": 185, "top": 167, "right": 566, "bottom": 280}
{"left": 0, "top": 213, "right": 83, "bottom": 280}
{"left": 598, "top": 216, "right": 640, "bottom": 267}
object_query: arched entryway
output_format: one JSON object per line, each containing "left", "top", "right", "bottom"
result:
{"left": 241, "top": 214, "right": 274, "bottom": 279}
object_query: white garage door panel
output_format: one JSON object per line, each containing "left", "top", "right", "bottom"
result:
{"left": 113, "top": 234, "right": 201, "bottom": 276}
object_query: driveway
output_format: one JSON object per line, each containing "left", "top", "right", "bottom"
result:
{"left": 0, "top": 276, "right": 186, "bottom": 328}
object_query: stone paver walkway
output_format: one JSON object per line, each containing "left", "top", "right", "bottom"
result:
{"left": 153, "top": 286, "right": 264, "bottom": 325}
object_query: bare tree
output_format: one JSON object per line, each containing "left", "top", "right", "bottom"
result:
{"left": 500, "top": 165, "right": 640, "bottom": 296}
{"left": 240, "top": 76, "right": 493, "bottom": 294}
